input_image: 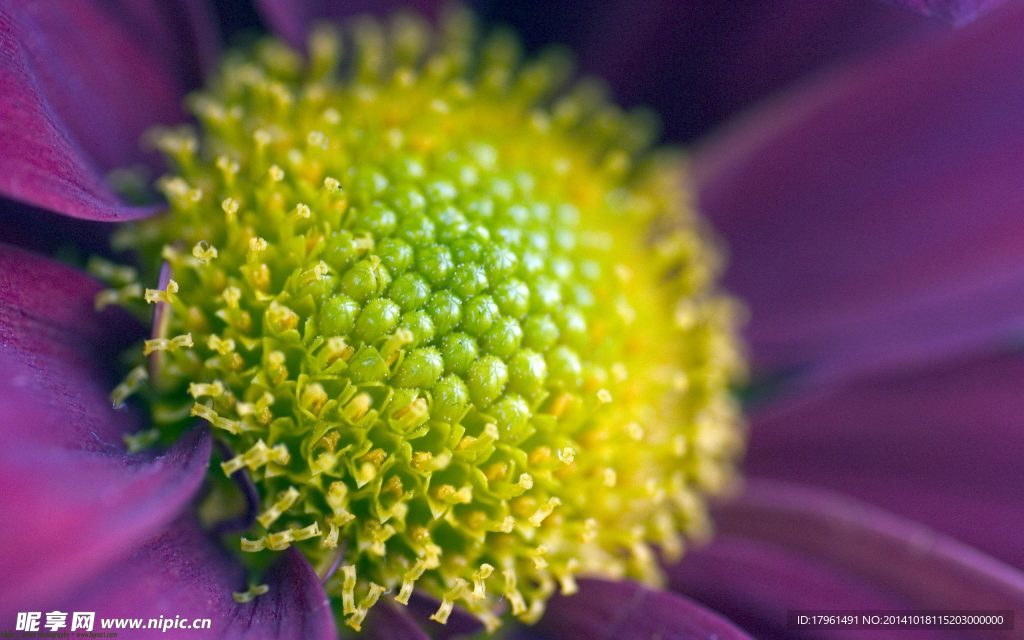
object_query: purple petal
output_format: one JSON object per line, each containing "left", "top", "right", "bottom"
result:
{"left": 0, "top": 0, "right": 218, "bottom": 220}
{"left": 0, "top": 243, "right": 211, "bottom": 608}
{"left": 256, "top": 0, "right": 441, "bottom": 50}
{"left": 745, "top": 351, "right": 1024, "bottom": 568}
{"left": 481, "top": 1, "right": 938, "bottom": 142}
{"left": 676, "top": 482, "right": 1024, "bottom": 616}
{"left": 364, "top": 600, "right": 429, "bottom": 640}
{"left": 696, "top": 1, "right": 1024, "bottom": 387}
{"left": 533, "top": 578, "right": 752, "bottom": 640}
{"left": 7, "top": 517, "right": 336, "bottom": 640}
{"left": 221, "top": 548, "right": 336, "bottom": 640}
{"left": 0, "top": 429, "right": 211, "bottom": 611}
{"left": 4, "top": 517, "right": 241, "bottom": 637}
{"left": 669, "top": 536, "right": 915, "bottom": 640}
{"left": 882, "top": 0, "right": 1004, "bottom": 25}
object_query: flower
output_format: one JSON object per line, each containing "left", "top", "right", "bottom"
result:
{"left": 1, "top": 2, "right": 1022, "bottom": 640}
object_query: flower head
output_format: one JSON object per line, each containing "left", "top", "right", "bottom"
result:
{"left": 103, "top": 10, "right": 743, "bottom": 630}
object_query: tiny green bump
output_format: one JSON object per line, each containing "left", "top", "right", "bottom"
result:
{"left": 341, "top": 258, "right": 387, "bottom": 302}
{"left": 464, "top": 197, "right": 494, "bottom": 220}
{"left": 579, "top": 259, "right": 601, "bottom": 282}
{"left": 426, "top": 290, "right": 463, "bottom": 334}
{"left": 556, "top": 307, "right": 588, "bottom": 349}
{"left": 298, "top": 271, "right": 337, "bottom": 304}
{"left": 504, "top": 204, "right": 530, "bottom": 226}
{"left": 486, "top": 176, "right": 514, "bottom": 201}
{"left": 434, "top": 206, "right": 469, "bottom": 243}
{"left": 320, "top": 294, "right": 361, "bottom": 337}
{"left": 461, "top": 294, "right": 499, "bottom": 336}
{"left": 391, "top": 158, "right": 426, "bottom": 183}
{"left": 569, "top": 283, "right": 595, "bottom": 309}
{"left": 449, "top": 237, "right": 483, "bottom": 264}
{"left": 388, "top": 272, "right": 432, "bottom": 311}
{"left": 354, "top": 202, "right": 398, "bottom": 236}
{"left": 556, "top": 202, "right": 580, "bottom": 225}
{"left": 353, "top": 298, "right": 401, "bottom": 343}
{"left": 350, "top": 166, "right": 389, "bottom": 198}
{"left": 393, "top": 347, "right": 444, "bottom": 388}
{"left": 450, "top": 263, "right": 488, "bottom": 297}
{"left": 522, "top": 314, "right": 559, "bottom": 352}
{"left": 397, "top": 212, "right": 436, "bottom": 246}
{"left": 467, "top": 355, "right": 509, "bottom": 408}
{"left": 490, "top": 394, "right": 532, "bottom": 443}
{"left": 440, "top": 332, "right": 479, "bottom": 375}
{"left": 549, "top": 256, "right": 574, "bottom": 282}
{"left": 481, "top": 316, "right": 523, "bottom": 358}
{"left": 323, "top": 231, "right": 361, "bottom": 271}
{"left": 493, "top": 278, "right": 531, "bottom": 318}
{"left": 431, "top": 375, "right": 471, "bottom": 423}
{"left": 508, "top": 349, "right": 547, "bottom": 398}
{"left": 554, "top": 227, "right": 576, "bottom": 252}
{"left": 531, "top": 276, "right": 562, "bottom": 312}
{"left": 399, "top": 310, "right": 436, "bottom": 346}
{"left": 377, "top": 238, "right": 414, "bottom": 274}
{"left": 494, "top": 224, "right": 522, "bottom": 247}
{"left": 519, "top": 249, "right": 545, "bottom": 278}
{"left": 416, "top": 244, "right": 454, "bottom": 286}
{"left": 391, "top": 184, "right": 428, "bottom": 215}
{"left": 546, "top": 345, "right": 583, "bottom": 389}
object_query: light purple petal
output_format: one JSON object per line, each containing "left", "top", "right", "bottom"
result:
{"left": 669, "top": 536, "right": 919, "bottom": 640}
{"left": 8, "top": 517, "right": 337, "bottom": 640}
{"left": 745, "top": 351, "right": 1024, "bottom": 567}
{"left": 0, "top": 243, "right": 211, "bottom": 609}
{"left": 473, "top": 1, "right": 937, "bottom": 142}
{"left": 256, "top": 0, "right": 441, "bottom": 50}
{"left": 681, "top": 482, "right": 1024, "bottom": 614}
{"left": 364, "top": 600, "right": 429, "bottom": 640}
{"left": 0, "top": 0, "right": 217, "bottom": 220}
{"left": 882, "top": 0, "right": 1004, "bottom": 25}
{"left": 533, "top": 578, "right": 752, "bottom": 640}
{"left": 696, "top": 1, "right": 1024, "bottom": 387}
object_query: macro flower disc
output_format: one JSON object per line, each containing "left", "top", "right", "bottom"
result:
{"left": 101, "top": 9, "right": 745, "bottom": 632}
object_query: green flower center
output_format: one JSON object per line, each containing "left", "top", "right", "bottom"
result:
{"left": 100, "top": 9, "right": 744, "bottom": 633}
